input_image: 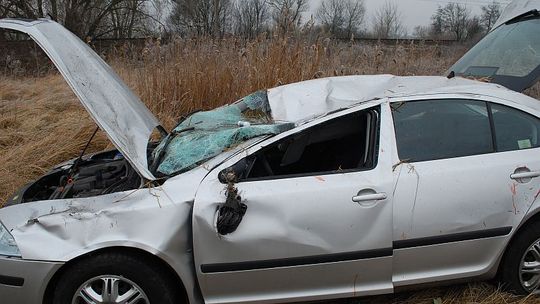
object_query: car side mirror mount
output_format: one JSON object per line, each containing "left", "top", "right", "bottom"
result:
{"left": 218, "top": 157, "right": 253, "bottom": 184}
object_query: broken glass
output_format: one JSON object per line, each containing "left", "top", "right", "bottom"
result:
{"left": 152, "top": 91, "right": 294, "bottom": 176}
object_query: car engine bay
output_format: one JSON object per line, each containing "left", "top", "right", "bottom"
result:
{"left": 6, "top": 149, "right": 141, "bottom": 206}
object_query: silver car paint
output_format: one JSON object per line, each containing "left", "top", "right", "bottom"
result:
{"left": 266, "top": 75, "right": 482, "bottom": 123}
{"left": 193, "top": 101, "right": 394, "bottom": 303}
{"left": 491, "top": 0, "right": 540, "bottom": 31}
{"left": 188, "top": 91, "right": 540, "bottom": 303}
{"left": 0, "top": 138, "right": 263, "bottom": 304}
{"left": 389, "top": 93, "right": 540, "bottom": 287}
{"left": 0, "top": 19, "right": 160, "bottom": 180}
{"left": 0, "top": 256, "right": 62, "bottom": 303}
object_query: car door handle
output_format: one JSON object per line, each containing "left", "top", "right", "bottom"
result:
{"left": 510, "top": 171, "right": 540, "bottom": 180}
{"left": 352, "top": 193, "right": 387, "bottom": 203}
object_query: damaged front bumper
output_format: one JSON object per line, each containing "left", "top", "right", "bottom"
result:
{"left": 0, "top": 256, "right": 62, "bottom": 304}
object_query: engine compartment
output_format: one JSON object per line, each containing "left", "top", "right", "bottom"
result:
{"left": 7, "top": 150, "right": 141, "bottom": 206}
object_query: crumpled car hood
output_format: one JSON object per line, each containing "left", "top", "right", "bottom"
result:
{"left": 0, "top": 18, "right": 160, "bottom": 181}
{"left": 491, "top": 0, "right": 540, "bottom": 31}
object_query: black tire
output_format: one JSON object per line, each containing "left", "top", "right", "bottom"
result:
{"left": 500, "top": 221, "right": 540, "bottom": 295}
{"left": 53, "top": 252, "right": 180, "bottom": 304}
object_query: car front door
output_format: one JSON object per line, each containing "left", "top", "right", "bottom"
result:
{"left": 192, "top": 103, "right": 395, "bottom": 304}
{"left": 390, "top": 97, "right": 540, "bottom": 288}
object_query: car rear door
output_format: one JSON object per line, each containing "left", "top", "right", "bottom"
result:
{"left": 390, "top": 96, "right": 540, "bottom": 287}
{"left": 192, "top": 103, "right": 395, "bottom": 304}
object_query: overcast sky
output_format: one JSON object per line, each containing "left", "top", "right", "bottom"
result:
{"left": 308, "top": 0, "right": 512, "bottom": 33}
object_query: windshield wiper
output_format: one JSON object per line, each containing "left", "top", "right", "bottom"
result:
{"left": 506, "top": 9, "right": 540, "bottom": 25}
{"left": 149, "top": 127, "right": 195, "bottom": 174}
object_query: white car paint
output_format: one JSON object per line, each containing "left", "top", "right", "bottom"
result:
{"left": 492, "top": 0, "right": 540, "bottom": 31}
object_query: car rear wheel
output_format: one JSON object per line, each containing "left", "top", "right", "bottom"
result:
{"left": 501, "top": 222, "right": 540, "bottom": 295}
{"left": 52, "top": 252, "right": 179, "bottom": 304}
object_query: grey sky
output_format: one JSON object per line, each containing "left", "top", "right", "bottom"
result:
{"left": 308, "top": 0, "right": 512, "bottom": 33}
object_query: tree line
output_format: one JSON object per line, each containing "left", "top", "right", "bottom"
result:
{"left": 0, "top": 0, "right": 503, "bottom": 42}
{"left": 415, "top": 1, "right": 502, "bottom": 41}
{"left": 0, "top": 0, "right": 167, "bottom": 40}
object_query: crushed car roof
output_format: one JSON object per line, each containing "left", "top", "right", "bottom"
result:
{"left": 267, "top": 75, "right": 536, "bottom": 122}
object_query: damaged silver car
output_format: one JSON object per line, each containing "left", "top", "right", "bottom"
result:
{"left": 1, "top": 0, "right": 540, "bottom": 303}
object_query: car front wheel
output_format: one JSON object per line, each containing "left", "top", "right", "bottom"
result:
{"left": 52, "top": 252, "right": 179, "bottom": 304}
{"left": 501, "top": 222, "right": 540, "bottom": 295}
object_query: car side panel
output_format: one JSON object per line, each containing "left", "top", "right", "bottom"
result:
{"left": 389, "top": 95, "right": 540, "bottom": 287}
{"left": 192, "top": 103, "right": 395, "bottom": 304}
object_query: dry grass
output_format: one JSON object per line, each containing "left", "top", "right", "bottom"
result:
{"left": 1, "top": 38, "right": 540, "bottom": 303}
{"left": 0, "top": 75, "right": 111, "bottom": 203}
{"left": 334, "top": 282, "right": 540, "bottom": 304}
{"left": 114, "top": 38, "right": 466, "bottom": 128}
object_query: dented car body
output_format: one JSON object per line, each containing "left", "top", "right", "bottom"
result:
{"left": 2, "top": 1, "right": 540, "bottom": 303}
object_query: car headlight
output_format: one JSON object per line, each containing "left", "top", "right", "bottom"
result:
{"left": 0, "top": 221, "right": 21, "bottom": 257}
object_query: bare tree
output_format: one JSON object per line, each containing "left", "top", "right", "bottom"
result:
{"left": 372, "top": 1, "right": 405, "bottom": 39}
{"left": 0, "top": 0, "right": 158, "bottom": 39}
{"left": 316, "top": 0, "right": 365, "bottom": 38}
{"left": 430, "top": 9, "right": 444, "bottom": 36}
{"left": 413, "top": 25, "right": 431, "bottom": 39}
{"left": 269, "top": 0, "right": 309, "bottom": 35}
{"left": 232, "top": 0, "right": 269, "bottom": 39}
{"left": 0, "top": 0, "right": 39, "bottom": 19}
{"left": 169, "top": 0, "right": 232, "bottom": 36}
{"left": 316, "top": 0, "right": 345, "bottom": 37}
{"left": 432, "top": 3, "right": 471, "bottom": 41}
{"left": 466, "top": 15, "right": 483, "bottom": 40}
{"left": 481, "top": 1, "right": 502, "bottom": 32}
{"left": 0, "top": 1, "right": 10, "bottom": 18}
{"left": 343, "top": 0, "right": 365, "bottom": 38}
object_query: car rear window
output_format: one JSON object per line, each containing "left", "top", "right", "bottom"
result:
{"left": 392, "top": 99, "right": 494, "bottom": 162}
{"left": 491, "top": 103, "right": 540, "bottom": 152}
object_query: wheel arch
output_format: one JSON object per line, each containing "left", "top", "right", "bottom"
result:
{"left": 42, "top": 246, "right": 189, "bottom": 304}
{"left": 496, "top": 210, "right": 540, "bottom": 277}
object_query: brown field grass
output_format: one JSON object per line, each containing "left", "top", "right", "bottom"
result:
{"left": 1, "top": 38, "right": 540, "bottom": 303}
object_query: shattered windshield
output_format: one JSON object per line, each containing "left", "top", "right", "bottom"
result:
{"left": 151, "top": 91, "right": 294, "bottom": 176}
{"left": 449, "top": 16, "right": 540, "bottom": 92}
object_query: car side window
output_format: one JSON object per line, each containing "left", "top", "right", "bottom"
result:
{"left": 221, "top": 106, "right": 380, "bottom": 182}
{"left": 491, "top": 103, "right": 540, "bottom": 152}
{"left": 392, "top": 99, "right": 493, "bottom": 162}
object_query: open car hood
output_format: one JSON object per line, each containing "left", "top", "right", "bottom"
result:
{"left": 0, "top": 19, "right": 160, "bottom": 180}
{"left": 448, "top": 1, "right": 540, "bottom": 93}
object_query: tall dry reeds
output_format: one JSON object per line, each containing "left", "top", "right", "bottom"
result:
{"left": 114, "top": 38, "right": 465, "bottom": 128}
{"left": 0, "top": 75, "right": 111, "bottom": 202}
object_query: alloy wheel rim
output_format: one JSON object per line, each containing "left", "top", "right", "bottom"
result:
{"left": 520, "top": 239, "right": 540, "bottom": 293}
{"left": 72, "top": 275, "right": 149, "bottom": 304}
